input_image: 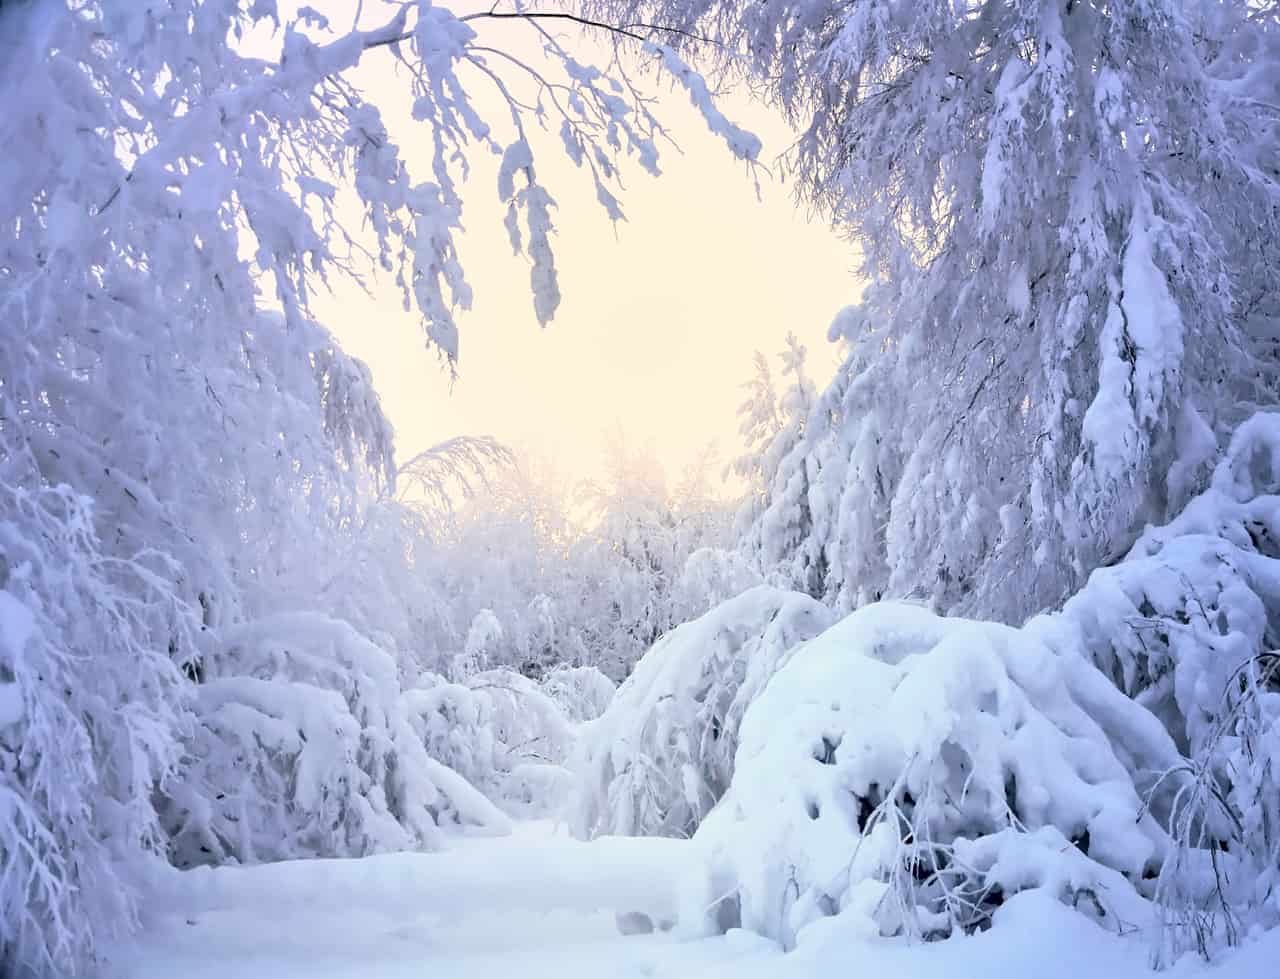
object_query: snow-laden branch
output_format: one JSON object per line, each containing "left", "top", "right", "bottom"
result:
{"left": 86, "top": 3, "right": 755, "bottom": 365}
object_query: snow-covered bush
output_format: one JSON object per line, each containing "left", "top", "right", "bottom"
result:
{"left": 1059, "top": 412, "right": 1280, "bottom": 955}
{"left": 0, "top": 486, "right": 186, "bottom": 978}
{"left": 163, "top": 614, "right": 509, "bottom": 867}
{"left": 572, "top": 585, "right": 834, "bottom": 840}
{"left": 682, "top": 601, "right": 1173, "bottom": 947}
{"left": 403, "top": 667, "right": 584, "bottom": 818}
{"left": 455, "top": 610, "right": 507, "bottom": 679}
{"left": 540, "top": 665, "right": 618, "bottom": 724}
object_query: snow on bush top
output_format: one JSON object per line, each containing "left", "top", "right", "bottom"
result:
{"left": 1070, "top": 411, "right": 1280, "bottom": 764}
{"left": 540, "top": 665, "right": 617, "bottom": 724}
{"left": 684, "top": 602, "right": 1166, "bottom": 947}
{"left": 572, "top": 585, "right": 835, "bottom": 840}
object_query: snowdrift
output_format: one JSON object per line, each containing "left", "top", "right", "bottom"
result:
{"left": 572, "top": 585, "right": 835, "bottom": 839}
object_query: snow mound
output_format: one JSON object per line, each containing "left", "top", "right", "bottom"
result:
{"left": 572, "top": 585, "right": 835, "bottom": 839}
{"left": 163, "top": 613, "right": 509, "bottom": 866}
{"left": 684, "top": 601, "right": 1164, "bottom": 946}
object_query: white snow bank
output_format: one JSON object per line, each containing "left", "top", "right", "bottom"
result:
{"left": 703, "top": 888, "right": 1278, "bottom": 979}
{"left": 572, "top": 585, "right": 834, "bottom": 839}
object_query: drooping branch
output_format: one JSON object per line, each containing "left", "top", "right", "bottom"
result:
{"left": 361, "top": 8, "right": 716, "bottom": 50}
{"left": 96, "top": 7, "right": 711, "bottom": 215}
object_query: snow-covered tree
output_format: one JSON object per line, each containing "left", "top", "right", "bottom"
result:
{"left": 0, "top": 486, "right": 187, "bottom": 979}
{"left": 424, "top": 455, "right": 592, "bottom": 677}
{"left": 596, "top": 0, "right": 1280, "bottom": 622}
{"left": 730, "top": 334, "right": 827, "bottom": 598}
{"left": 1059, "top": 411, "right": 1280, "bottom": 958}
{"left": 574, "top": 441, "right": 715, "bottom": 675}
{"left": 422, "top": 445, "right": 744, "bottom": 682}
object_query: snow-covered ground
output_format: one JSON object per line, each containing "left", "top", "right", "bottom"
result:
{"left": 108, "top": 823, "right": 761, "bottom": 979}
{"left": 107, "top": 822, "right": 1280, "bottom": 979}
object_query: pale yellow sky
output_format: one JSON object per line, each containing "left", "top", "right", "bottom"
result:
{"left": 311, "top": 8, "right": 860, "bottom": 488}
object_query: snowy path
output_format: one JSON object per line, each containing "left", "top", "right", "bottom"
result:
{"left": 108, "top": 822, "right": 1280, "bottom": 979}
{"left": 109, "top": 824, "right": 780, "bottom": 979}
{"left": 143, "top": 823, "right": 688, "bottom": 925}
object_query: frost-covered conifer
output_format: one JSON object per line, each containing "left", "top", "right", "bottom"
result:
{"left": 731, "top": 334, "right": 828, "bottom": 598}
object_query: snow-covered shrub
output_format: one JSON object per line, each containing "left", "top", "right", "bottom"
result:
{"left": 683, "top": 602, "right": 1173, "bottom": 948}
{"left": 163, "top": 614, "right": 509, "bottom": 867}
{"left": 0, "top": 485, "right": 185, "bottom": 978}
{"left": 675, "top": 546, "right": 765, "bottom": 613}
{"left": 403, "top": 668, "right": 578, "bottom": 817}
{"left": 454, "top": 610, "right": 506, "bottom": 679}
{"left": 540, "top": 665, "right": 617, "bottom": 724}
{"left": 1058, "top": 413, "right": 1280, "bottom": 955}
{"left": 572, "top": 585, "right": 834, "bottom": 840}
